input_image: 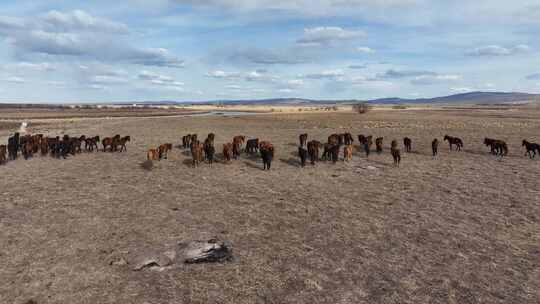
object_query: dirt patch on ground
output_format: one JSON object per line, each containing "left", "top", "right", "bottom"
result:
{"left": 1, "top": 109, "right": 539, "bottom": 303}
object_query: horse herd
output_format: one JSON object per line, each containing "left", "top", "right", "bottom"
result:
{"left": 0, "top": 132, "right": 131, "bottom": 165}
{"left": 144, "top": 132, "right": 540, "bottom": 170}
{"left": 2, "top": 130, "right": 539, "bottom": 169}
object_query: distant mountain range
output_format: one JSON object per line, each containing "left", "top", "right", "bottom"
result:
{"left": 149, "top": 91, "right": 540, "bottom": 106}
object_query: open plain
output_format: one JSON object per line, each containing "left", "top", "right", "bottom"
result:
{"left": 1, "top": 107, "right": 540, "bottom": 304}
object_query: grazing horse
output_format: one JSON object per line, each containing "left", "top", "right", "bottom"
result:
{"left": 232, "top": 135, "right": 245, "bottom": 159}
{"left": 343, "top": 144, "right": 353, "bottom": 162}
{"left": 147, "top": 148, "right": 159, "bottom": 161}
{"left": 444, "top": 135, "right": 463, "bottom": 151}
{"left": 158, "top": 143, "right": 173, "bottom": 160}
{"left": 391, "top": 140, "right": 401, "bottom": 167}
{"left": 259, "top": 141, "right": 274, "bottom": 170}
{"left": 115, "top": 136, "right": 131, "bottom": 152}
{"left": 298, "top": 145, "right": 308, "bottom": 167}
{"left": 299, "top": 133, "right": 308, "bottom": 147}
{"left": 85, "top": 136, "right": 100, "bottom": 152}
{"left": 403, "top": 137, "right": 412, "bottom": 152}
{"left": 375, "top": 137, "right": 384, "bottom": 154}
{"left": 222, "top": 143, "right": 233, "bottom": 162}
{"left": 432, "top": 138, "right": 439, "bottom": 157}
{"left": 246, "top": 138, "right": 259, "bottom": 154}
{"left": 307, "top": 140, "right": 322, "bottom": 165}
{"left": 0, "top": 145, "right": 6, "bottom": 165}
{"left": 343, "top": 133, "right": 354, "bottom": 145}
{"left": 191, "top": 140, "right": 204, "bottom": 167}
{"left": 522, "top": 140, "right": 540, "bottom": 158}
{"left": 484, "top": 138, "right": 507, "bottom": 156}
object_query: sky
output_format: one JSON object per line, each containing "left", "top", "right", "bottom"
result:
{"left": 0, "top": 0, "right": 540, "bottom": 103}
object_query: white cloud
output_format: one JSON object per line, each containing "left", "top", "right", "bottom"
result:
{"left": 0, "top": 10, "right": 184, "bottom": 68}
{"left": 138, "top": 70, "right": 184, "bottom": 88}
{"left": 356, "top": 46, "right": 375, "bottom": 53}
{"left": 379, "top": 69, "right": 437, "bottom": 79}
{"left": 466, "top": 44, "right": 531, "bottom": 56}
{"left": 525, "top": 73, "right": 540, "bottom": 80}
{"left": 297, "top": 27, "right": 366, "bottom": 46}
{"left": 302, "top": 69, "right": 345, "bottom": 79}
{"left": 411, "top": 74, "right": 461, "bottom": 85}
{"left": 450, "top": 87, "right": 473, "bottom": 93}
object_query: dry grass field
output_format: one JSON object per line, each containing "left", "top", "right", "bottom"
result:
{"left": 1, "top": 108, "right": 540, "bottom": 304}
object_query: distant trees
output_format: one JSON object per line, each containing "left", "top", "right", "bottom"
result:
{"left": 353, "top": 103, "right": 371, "bottom": 114}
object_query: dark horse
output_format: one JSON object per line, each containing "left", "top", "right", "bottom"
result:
{"left": 522, "top": 140, "right": 540, "bottom": 159}
{"left": 444, "top": 135, "right": 463, "bottom": 151}
{"left": 484, "top": 138, "right": 507, "bottom": 156}
{"left": 432, "top": 138, "right": 439, "bottom": 157}
{"left": 307, "top": 140, "right": 322, "bottom": 165}
{"left": 403, "top": 137, "right": 412, "bottom": 152}
{"left": 391, "top": 140, "right": 401, "bottom": 167}
{"left": 259, "top": 141, "right": 274, "bottom": 170}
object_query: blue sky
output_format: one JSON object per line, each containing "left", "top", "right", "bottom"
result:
{"left": 1, "top": 0, "right": 540, "bottom": 103}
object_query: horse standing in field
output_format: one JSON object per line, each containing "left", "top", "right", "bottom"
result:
{"left": 391, "top": 140, "right": 401, "bottom": 167}
{"left": 158, "top": 143, "right": 173, "bottom": 160}
{"left": 444, "top": 135, "right": 463, "bottom": 151}
{"left": 259, "top": 141, "right": 275, "bottom": 170}
{"left": 245, "top": 138, "right": 259, "bottom": 154}
{"left": 182, "top": 134, "right": 192, "bottom": 149}
{"left": 85, "top": 136, "right": 100, "bottom": 152}
{"left": 191, "top": 140, "right": 204, "bottom": 167}
{"left": 298, "top": 145, "right": 308, "bottom": 167}
{"left": 147, "top": 148, "right": 159, "bottom": 161}
{"left": 403, "top": 137, "right": 412, "bottom": 152}
{"left": 522, "top": 140, "right": 540, "bottom": 158}
{"left": 222, "top": 143, "right": 233, "bottom": 162}
{"left": 343, "top": 133, "right": 354, "bottom": 145}
{"left": 115, "top": 136, "right": 131, "bottom": 152}
{"left": 432, "top": 138, "right": 439, "bottom": 157}
{"left": 299, "top": 133, "right": 308, "bottom": 147}
{"left": 232, "top": 135, "right": 245, "bottom": 159}
{"left": 375, "top": 137, "right": 384, "bottom": 154}
{"left": 307, "top": 140, "right": 322, "bottom": 165}
{"left": 0, "top": 145, "right": 6, "bottom": 165}
{"left": 363, "top": 136, "right": 373, "bottom": 158}
{"left": 40, "top": 137, "right": 49, "bottom": 155}
{"left": 8, "top": 133, "right": 19, "bottom": 160}
{"left": 343, "top": 144, "right": 353, "bottom": 162}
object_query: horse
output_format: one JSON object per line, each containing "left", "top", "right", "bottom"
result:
{"left": 484, "top": 138, "right": 507, "bottom": 156}
{"left": 232, "top": 135, "right": 245, "bottom": 159}
{"left": 343, "top": 133, "right": 354, "bottom": 145}
{"left": 102, "top": 137, "right": 115, "bottom": 152}
{"left": 0, "top": 145, "right": 6, "bottom": 165}
{"left": 522, "top": 140, "right": 540, "bottom": 159}
{"left": 375, "top": 137, "right": 384, "bottom": 154}
{"left": 307, "top": 140, "right": 322, "bottom": 165}
{"left": 182, "top": 134, "right": 192, "bottom": 149}
{"left": 444, "top": 135, "right": 463, "bottom": 151}
{"left": 204, "top": 142, "right": 215, "bottom": 165}
{"left": 158, "top": 143, "right": 173, "bottom": 160}
{"left": 391, "top": 140, "right": 401, "bottom": 167}
{"left": 259, "top": 141, "right": 274, "bottom": 170}
{"left": 403, "top": 137, "right": 412, "bottom": 152}
{"left": 322, "top": 143, "right": 339, "bottom": 163}
{"left": 246, "top": 138, "right": 259, "bottom": 154}
{"left": 343, "top": 144, "right": 353, "bottom": 162}
{"left": 432, "top": 138, "right": 439, "bottom": 157}
{"left": 40, "top": 137, "right": 49, "bottom": 155}
{"left": 8, "top": 133, "right": 19, "bottom": 160}
{"left": 85, "top": 136, "right": 100, "bottom": 152}
{"left": 191, "top": 140, "right": 204, "bottom": 167}
{"left": 147, "top": 148, "right": 159, "bottom": 161}
{"left": 298, "top": 145, "right": 308, "bottom": 167}
{"left": 363, "top": 136, "right": 373, "bottom": 158}
{"left": 299, "top": 133, "right": 308, "bottom": 147}
{"left": 222, "top": 143, "right": 233, "bottom": 162}
{"left": 115, "top": 136, "right": 131, "bottom": 152}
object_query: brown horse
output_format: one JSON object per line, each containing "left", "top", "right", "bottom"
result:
{"left": 102, "top": 136, "right": 118, "bottom": 152}
{"left": 259, "top": 141, "right": 274, "bottom": 170}
{"left": 375, "top": 137, "right": 383, "bottom": 154}
{"left": 307, "top": 140, "right": 322, "bottom": 165}
{"left": 40, "top": 137, "right": 49, "bottom": 155}
{"left": 115, "top": 136, "right": 131, "bottom": 152}
{"left": 232, "top": 135, "right": 245, "bottom": 159}
{"left": 191, "top": 141, "right": 204, "bottom": 167}
{"left": 343, "top": 144, "right": 353, "bottom": 162}
{"left": 158, "top": 143, "right": 173, "bottom": 160}
{"left": 299, "top": 133, "right": 308, "bottom": 147}
{"left": 343, "top": 133, "right": 354, "bottom": 145}
{"left": 246, "top": 138, "right": 259, "bottom": 154}
{"left": 484, "top": 138, "right": 507, "bottom": 156}
{"left": 147, "top": 148, "right": 159, "bottom": 161}
{"left": 391, "top": 140, "right": 401, "bottom": 167}
{"left": 0, "top": 145, "right": 6, "bottom": 165}
{"left": 85, "top": 136, "right": 100, "bottom": 152}
{"left": 222, "top": 143, "right": 233, "bottom": 162}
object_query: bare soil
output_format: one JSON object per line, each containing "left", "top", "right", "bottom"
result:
{"left": 1, "top": 108, "right": 539, "bottom": 304}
